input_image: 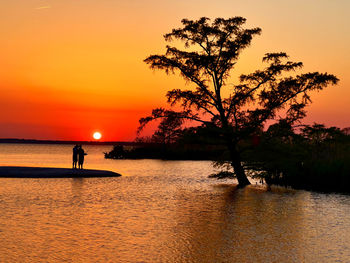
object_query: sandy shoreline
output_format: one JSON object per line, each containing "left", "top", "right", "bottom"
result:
{"left": 0, "top": 166, "right": 121, "bottom": 178}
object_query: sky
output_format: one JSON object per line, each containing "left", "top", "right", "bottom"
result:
{"left": 0, "top": 0, "right": 349, "bottom": 141}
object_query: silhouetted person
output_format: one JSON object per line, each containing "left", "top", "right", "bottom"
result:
{"left": 78, "top": 145, "right": 87, "bottom": 169}
{"left": 72, "top": 145, "right": 79, "bottom": 169}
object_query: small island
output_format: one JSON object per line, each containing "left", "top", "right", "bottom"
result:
{"left": 0, "top": 167, "right": 121, "bottom": 178}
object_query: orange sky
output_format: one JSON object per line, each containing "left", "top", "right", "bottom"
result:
{"left": 0, "top": 0, "right": 349, "bottom": 141}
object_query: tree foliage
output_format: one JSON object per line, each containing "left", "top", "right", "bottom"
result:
{"left": 140, "top": 17, "right": 339, "bottom": 186}
{"left": 242, "top": 122, "right": 350, "bottom": 193}
{"left": 140, "top": 111, "right": 184, "bottom": 145}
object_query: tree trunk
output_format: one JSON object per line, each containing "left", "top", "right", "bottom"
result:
{"left": 228, "top": 143, "right": 251, "bottom": 187}
{"left": 217, "top": 102, "right": 250, "bottom": 186}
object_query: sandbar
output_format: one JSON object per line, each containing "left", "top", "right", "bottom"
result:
{"left": 0, "top": 166, "right": 121, "bottom": 178}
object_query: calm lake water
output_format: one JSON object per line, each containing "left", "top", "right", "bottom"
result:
{"left": 0, "top": 143, "right": 349, "bottom": 262}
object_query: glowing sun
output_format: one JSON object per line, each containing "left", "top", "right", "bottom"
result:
{"left": 93, "top": 132, "right": 102, "bottom": 140}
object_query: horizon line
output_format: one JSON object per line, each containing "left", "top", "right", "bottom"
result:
{"left": 0, "top": 138, "right": 136, "bottom": 145}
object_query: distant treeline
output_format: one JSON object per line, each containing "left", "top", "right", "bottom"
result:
{"left": 0, "top": 138, "right": 136, "bottom": 146}
{"left": 105, "top": 122, "right": 350, "bottom": 193}
{"left": 104, "top": 125, "right": 227, "bottom": 160}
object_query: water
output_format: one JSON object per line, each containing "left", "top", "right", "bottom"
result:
{"left": 0, "top": 144, "right": 349, "bottom": 262}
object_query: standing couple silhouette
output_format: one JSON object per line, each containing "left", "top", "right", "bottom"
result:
{"left": 72, "top": 145, "right": 87, "bottom": 169}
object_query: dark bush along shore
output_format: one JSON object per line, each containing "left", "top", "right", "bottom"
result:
{"left": 106, "top": 123, "right": 350, "bottom": 194}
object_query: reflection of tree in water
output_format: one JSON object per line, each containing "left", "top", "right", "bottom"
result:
{"left": 219, "top": 186, "right": 308, "bottom": 262}
{"left": 148, "top": 187, "right": 230, "bottom": 263}
{"left": 159, "top": 185, "right": 308, "bottom": 262}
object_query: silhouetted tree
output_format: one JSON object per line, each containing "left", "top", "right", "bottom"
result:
{"left": 301, "top": 123, "right": 343, "bottom": 144}
{"left": 104, "top": 145, "right": 126, "bottom": 159}
{"left": 151, "top": 112, "right": 184, "bottom": 145}
{"left": 140, "top": 17, "right": 338, "bottom": 187}
{"left": 137, "top": 109, "right": 184, "bottom": 145}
